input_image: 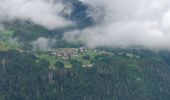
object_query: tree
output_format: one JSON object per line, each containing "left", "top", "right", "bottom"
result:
{"left": 70, "top": 59, "right": 82, "bottom": 68}
{"left": 83, "top": 54, "right": 91, "bottom": 60}
{"left": 55, "top": 61, "right": 64, "bottom": 68}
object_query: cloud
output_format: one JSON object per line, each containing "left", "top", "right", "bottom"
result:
{"left": 64, "top": 0, "right": 170, "bottom": 49}
{"left": 32, "top": 37, "right": 56, "bottom": 51}
{"left": 2, "top": 0, "right": 170, "bottom": 50}
{"left": 0, "top": 25, "right": 4, "bottom": 31}
{"left": 0, "top": 0, "right": 73, "bottom": 29}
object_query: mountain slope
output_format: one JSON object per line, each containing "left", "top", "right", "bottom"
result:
{"left": 0, "top": 50, "right": 170, "bottom": 100}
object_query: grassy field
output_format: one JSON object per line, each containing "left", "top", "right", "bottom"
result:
{"left": 34, "top": 53, "right": 72, "bottom": 68}
{"left": 0, "top": 30, "right": 20, "bottom": 51}
{"left": 34, "top": 49, "right": 102, "bottom": 69}
{"left": 0, "top": 42, "right": 8, "bottom": 51}
{"left": 1, "top": 30, "right": 15, "bottom": 36}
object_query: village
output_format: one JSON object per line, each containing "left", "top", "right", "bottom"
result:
{"left": 47, "top": 47, "right": 140, "bottom": 60}
{"left": 49, "top": 47, "right": 91, "bottom": 60}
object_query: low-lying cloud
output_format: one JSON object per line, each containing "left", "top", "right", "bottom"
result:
{"left": 2, "top": 0, "right": 170, "bottom": 49}
{"left": 64, "top": 0, "right": 170, "bottom": 49}
{"left": 0, "top": 0, "right": 73, "bottom": 29}
{"left": 32, "top": 37, "right": 56, "bottom": 51}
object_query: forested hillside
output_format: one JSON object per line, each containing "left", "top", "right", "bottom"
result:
{"left": 0, "top": 50, "right": 170, "bottom": 100}
{"left": 1, "top": 0, "right": 170, "bottom": 100}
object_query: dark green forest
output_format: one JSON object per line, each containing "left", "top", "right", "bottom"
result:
{"left": 0, "top": 50, "right": 170, "bottom": 100}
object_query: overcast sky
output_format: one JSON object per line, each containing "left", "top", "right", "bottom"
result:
{"left": 1, "top": 0, "right": 170, "bottom": 49}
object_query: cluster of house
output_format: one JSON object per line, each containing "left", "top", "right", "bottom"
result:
{"left": 50, "top": 47, "right": 86, "bottom": 59}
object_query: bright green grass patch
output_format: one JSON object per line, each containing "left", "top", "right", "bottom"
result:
{"left": 0, "top": 30, "right": 19, "bottom": 50}
{"left": 0, "top": 30, "right": 15, "bottom": 36}
{"left": 34, "top": 53, "right": 71, "bottom": 68}
{"left": 35, "top": 54, "right": 57, "bottom": 68}
{"left": 34, "top": 48, "right": 113, "bottom": 69}
{"left": 0, "top": 42, "right": 8, "bottom": 51}
{"left": 0, "top": 41, "right": 19, "bottom": 51}
{"left": 0, "top": 40, "right": 20, "bottom": 50}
